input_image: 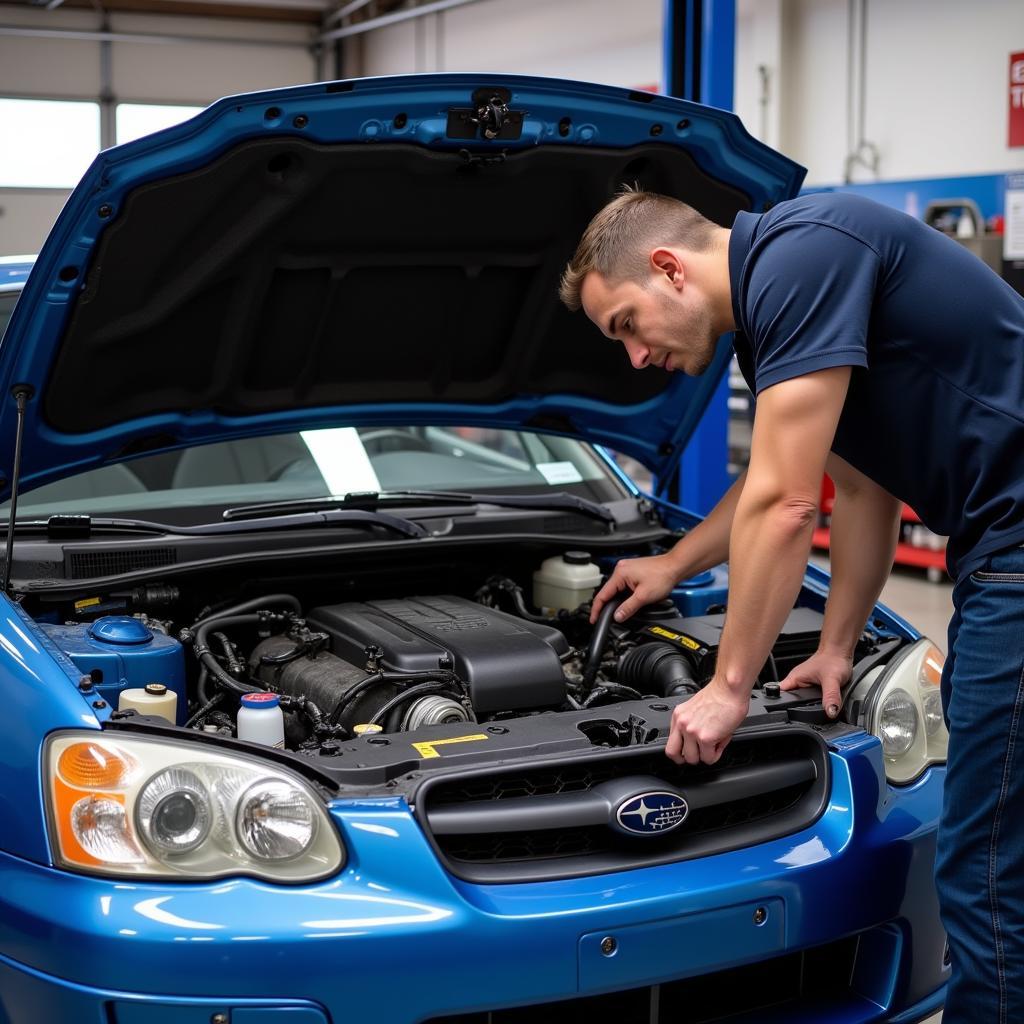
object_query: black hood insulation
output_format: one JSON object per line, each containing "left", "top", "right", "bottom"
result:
{"left": 47, "top": 138, "right": 749, "bottom": 435}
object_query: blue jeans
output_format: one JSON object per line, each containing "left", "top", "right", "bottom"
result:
{"left": 936, "top": 543, "right": 1024, "bottom": 1023}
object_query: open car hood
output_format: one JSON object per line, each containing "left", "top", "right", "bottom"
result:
{"left": 0, "top": 74, "right": 804, "bottom": 496}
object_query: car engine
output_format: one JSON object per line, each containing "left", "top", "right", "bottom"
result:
{"left": 34, "top": 551, "right": 837, "bottom": 756}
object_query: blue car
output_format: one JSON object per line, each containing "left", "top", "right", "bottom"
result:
{"left": 0, "top": 76, "right": 946, "bottom": 1023}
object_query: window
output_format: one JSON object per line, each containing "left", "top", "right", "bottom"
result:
{"left": 0, "top": 98, "right": 101, "bottom": 188}
{"left": 115, "top": 103, "right": 205, "bottom": 145}
{"left": 7, "top": 427, "right": 623, "bottom": 525}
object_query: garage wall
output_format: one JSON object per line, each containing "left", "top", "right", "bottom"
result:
{"left": 357, "top": 0, "right": 663, "bottom": 88}
{"left": 736, "top": 0, "right": 1024, "bottom": 186}
{"left": 0, "top": 4, "right": 317, "bottom": 253}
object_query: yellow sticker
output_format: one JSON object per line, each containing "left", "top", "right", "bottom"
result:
{"left": 649, "top": 625, "right": 701, "bottom": 651}
{"left": 74, "top": 597, "right": 102, "bottom": 610}
{"left": 412, "top": 734, "right": 489, "bottom": 759}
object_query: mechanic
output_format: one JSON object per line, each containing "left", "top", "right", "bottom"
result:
{"left": 559, "top": 187, "right": 1024, "bottom": 1024}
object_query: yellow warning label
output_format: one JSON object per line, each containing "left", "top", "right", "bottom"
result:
{"left": 649, "top": 626, "right": 701, "bottom": 651}
{"left": 74, "top": 597, "right": 102, "bottom": 610}
{"left": 412, "top": 734, "right": 490, "bottom": 759}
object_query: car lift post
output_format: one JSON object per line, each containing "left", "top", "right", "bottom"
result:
{"left": 662, "top": 0, "right": 736, "bottom": 515}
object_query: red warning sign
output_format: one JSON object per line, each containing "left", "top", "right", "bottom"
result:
{"left": 1011, "top": 52, "right": 1024, "bottom": 148}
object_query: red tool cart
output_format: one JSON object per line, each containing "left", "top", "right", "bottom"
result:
{"left": 812, "top": 476, "right": 949, "bottom": 583}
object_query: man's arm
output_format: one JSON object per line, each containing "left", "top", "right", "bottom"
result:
{"left": 780, "top": 454, "right": 902, "bottom": 710}
{"left": 666, "top": 366, "right": 851, "bottom": 765}
{"left": 590, "top": 470, "right": 747, "bottom": 623}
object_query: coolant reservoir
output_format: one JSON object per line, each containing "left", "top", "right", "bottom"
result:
{"left": 118, "top": 683, "right": 178, "bottom": 723}
{"left": 533, "top": 551, "right": 602, "bottom": 613}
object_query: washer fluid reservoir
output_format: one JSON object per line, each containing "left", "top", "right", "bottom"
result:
{"left": 533, "top": 551, "right": 602, "bottom": 613}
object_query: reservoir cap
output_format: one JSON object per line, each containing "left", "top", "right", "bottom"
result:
{"left": 241, "top": 692, "right": 280, "bottom": 709}
{"left": 88, "top": 616, "right": 153, "bottom": 646}
{"left": 144, "top": 683, "right": 167, "bottom": 696}
{"left": 563, "top": 551, "right": 592, "bottom": 565}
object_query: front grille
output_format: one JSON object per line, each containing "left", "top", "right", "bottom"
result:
{"left": 426, "top": 929, "right": 893, "bottom": 1024}
{"left": 418, "top": 729, "right": 828, "bottom": 883}
{"left": 67, "top": 547, "right": 177, "bottom": 579}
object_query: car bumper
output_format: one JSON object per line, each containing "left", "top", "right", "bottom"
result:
{"left": 0, "top": 737, "right": 947, "bottom": 1024}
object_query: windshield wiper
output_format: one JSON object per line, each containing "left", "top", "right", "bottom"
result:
{"left": 18, "top": 511, "right": 427, "bottom": 540}
{"left": 223, "top": 490, "right": 617, "bottom": 528}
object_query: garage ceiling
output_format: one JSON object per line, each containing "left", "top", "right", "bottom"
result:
{"left": 11, "top": 0, "right": 412, "bottom": 26}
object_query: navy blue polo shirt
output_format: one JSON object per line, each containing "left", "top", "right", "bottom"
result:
{"left": 728, "top": 192, "right": 1024, "bottom": 580}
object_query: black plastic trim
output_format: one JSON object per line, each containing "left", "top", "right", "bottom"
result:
{"left": 414, "top": 724, "right": 830, "bottom": 883}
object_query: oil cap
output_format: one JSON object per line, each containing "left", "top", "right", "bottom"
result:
{"left": 88, "top": 616, "right": 153, "bottom": 645}
{"left": 353, "top": 723, "right": 384, "bottom": 736}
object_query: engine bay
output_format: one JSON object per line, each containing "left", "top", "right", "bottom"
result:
{"left": 27, "top": 548, "right": 900, "bottom": 781}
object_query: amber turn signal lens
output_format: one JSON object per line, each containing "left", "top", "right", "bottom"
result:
{"left": 921, "top": 645, "right": 945, "bottom": 688}
{"left": 57, "top": 742, "right": 133, "bottom": 789}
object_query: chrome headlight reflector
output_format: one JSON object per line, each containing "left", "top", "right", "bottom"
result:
{"left": 237, "top": 780, "right": 317, "bottom": 861}
{"left": 848, "top": 638, "right": 948, "bottom": 784}
{"left": 137, "top": 768, "right": 211, "bottom": 855}
{"left": 46, "top": 732, "right": 343, "bottom": 881}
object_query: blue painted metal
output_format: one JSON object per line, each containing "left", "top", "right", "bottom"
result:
{"left": 0, "top": 744, "right": 945, "bottom": 1021}
{"left": 0, "top": 76, "right": 804, "bottom": 497}
{"left": 663, "top": 1, "right": 740, "bottom": 515}
{"left": 39, "top": 618, "right": 187, "bottom": 725}
{"left": 0, "top": 595, "right": 108, "bottom": 866}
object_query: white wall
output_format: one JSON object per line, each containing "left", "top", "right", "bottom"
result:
{"left": 0, "top": 5, "right": 317, "bottom": 252}
{"left": 359, "top": 0, "right": 663, "bottom": 88}
{"left": 736, "top": 0, "right": 1024, "bottom": 186}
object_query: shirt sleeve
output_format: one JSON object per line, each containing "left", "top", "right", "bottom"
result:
{"left": 742, "top": 222, "right": 880, "bottom": 394}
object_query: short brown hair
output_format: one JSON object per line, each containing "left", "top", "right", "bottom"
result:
{"left": 559, "top": 187, "right": 717, "bottom": 311}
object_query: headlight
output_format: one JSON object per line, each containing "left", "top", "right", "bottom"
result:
{"left": 45, "top": 732, "right": 344, "bottom": 881}
{"left": 847, "top": 639, "right": 948, "bottom": 784}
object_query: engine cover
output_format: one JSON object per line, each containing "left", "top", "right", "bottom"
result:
{"left": 308, "top": 596, "right": 568, "bottom": 713}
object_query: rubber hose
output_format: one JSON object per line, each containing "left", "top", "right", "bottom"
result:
{"left": 211, "top": 631, "right": 245, "bottom": 677}
{"left": 617, "top": 643, "right": 700, "bottom": 698}
{"left": 581, "top": 593, "right": 626, "bottom": 691}
{"left": 328, "top": 670, "right": 458, "bottom": 726}
{"left": 185, "top": 690, "right": 227, "bottom": 729}
{"left": 368, "top": 682, "right": 464, "bottom": 728}
{"left": 582, "top": 682, "right": 644, "bottom": 708}
{"left": 191, "top": 594, "right": 300, "bottom": 631}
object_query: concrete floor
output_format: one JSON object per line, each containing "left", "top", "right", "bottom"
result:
{"left": 811, "top": 556, "right": 954, "bottom": 652}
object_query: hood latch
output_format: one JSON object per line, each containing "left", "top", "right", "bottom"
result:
{"left": 447, "top": 86, "right": 524, "bottom": 142}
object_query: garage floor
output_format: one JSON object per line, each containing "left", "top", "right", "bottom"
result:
{"left": 811, "top": 557, "right": 954, "bottom": 652}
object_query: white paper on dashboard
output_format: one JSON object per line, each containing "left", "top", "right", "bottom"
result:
{"left": 536, "top": 461, "right": 583, "bottom": 485}
{"left": 301, "top": 427, "right": 382, "bottom": 495}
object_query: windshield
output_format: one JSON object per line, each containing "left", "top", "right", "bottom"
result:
{"left": 10, "top": 426, "right": 627, "bottom": 525}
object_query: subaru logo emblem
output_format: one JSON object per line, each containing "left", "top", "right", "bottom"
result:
{"left": 615, "top": 791, "right": 689, "bottom": 836}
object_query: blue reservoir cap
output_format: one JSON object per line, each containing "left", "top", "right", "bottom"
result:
{"left": 241, "top": 692, "right": 280, "bottom": 709}
{"left": 88, "top": 616, "right": 153, "bottom": 645}
{"left": 678, "top": 571, "right": 714, "bottom": 588}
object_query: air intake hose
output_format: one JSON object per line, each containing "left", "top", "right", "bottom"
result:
{"left": 617, "top": 642, "right": 700, "bottom": 698}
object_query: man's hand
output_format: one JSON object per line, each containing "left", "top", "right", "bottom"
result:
{"left": 779, "top": 649, "right": 853, "bottom": 719}
{"left": 589, "top": 554, "right": 682, "bottom": 624}
{"left": 665, "top": 679, "right": 750, "bottom": 765}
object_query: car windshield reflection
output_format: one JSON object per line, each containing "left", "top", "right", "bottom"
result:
{"left": 7, "top": 426, "right": 623, "bottom": 526}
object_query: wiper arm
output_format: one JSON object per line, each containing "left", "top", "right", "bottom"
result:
{"left": 223, "top": 490, "right": 616, "bottom": 528}
{"left": 23, "top": 511, "right": 427, "bottom": 540}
